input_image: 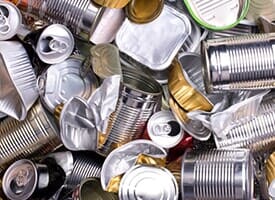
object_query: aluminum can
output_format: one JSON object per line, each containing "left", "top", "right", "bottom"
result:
{"left": 147, "top": 110, "right": 184, "bottom": 149}
{"left": 202, "top": 33, "right": 275, "bottom": 93}
{"left": 72, "top": 178, "right": 118, "bottom": 200}
{"left": 36, "top": 24, "right": 74, "bottom": 64}
{"left": 0, "top": 101, "right": 60, "bottom": 169}
{"left": 0, "top": 1, "right": 22, "bottom": 40}
{"left": 96, "top": 69, "right": 162, "bottom": 156}
{"left": 181, "top": 149, "right": 254, "bottom": 200}
{"left": 119, "top": 165, "right": 178, "bottom": 200}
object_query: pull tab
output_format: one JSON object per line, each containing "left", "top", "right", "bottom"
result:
{"left": 0, "top": 9, "right": 10, "bottom": 34}
{"left": 48, "top": 38, "right": 69, "bottom": 54}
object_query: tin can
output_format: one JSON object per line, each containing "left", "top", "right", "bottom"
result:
{"left": 0, "top": 1, "right": 22, "bottom": 40}
{"left": 119, "top": 165, "right": 179, "bottom": 200}
{"left": 72, "top": 178, "right": 118, "bottom": 200}
{"left": 2, "top": 158, "right": 66, "bottom": 200}
{"left": 126, "top": 0, "right": 164, "bottom": 24}
{"left": 36, "top": 24, "right": 75, "bottom": 64}
{"left": 96, "top": 69, "right": 162, "bottom": 156}
{"left": 38, "top": 57, "right": 97, "bottom": 113}
{"left": 181, "top": 149, "right": 254, "bottom": 200}
{"left": 147, "top": 110, "right": 184, "bottom": 149}
{"left": 0, "top": 101, "right": 60, "bottom": 169}
{"left": 202, "top": 33, "right": 275, "bottom": 93}
{"left": 183, "top": 0, "right": 250, "bottom": 30}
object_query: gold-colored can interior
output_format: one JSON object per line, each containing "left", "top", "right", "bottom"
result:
{"left": 92, "top": 0, "right": 130, "bottom": 8}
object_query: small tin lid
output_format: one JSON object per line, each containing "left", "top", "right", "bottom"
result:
{"left": 0, "top": 1, "right": 22, "bottom": 40}
{"left": 92, "top": 0, "right": 130, "bottom": 8}
{"left": 183, "top": 0, "right": 250, "bottom": 30}
{"left": 147, "top": 110, "right": 184, "bottom": 148}
{"left": 116, "top": 5, "right": 191, "bottom": 70}
{"left": 2, "top": 159, "right": 38, "bottom": 200}
{"left": 36, "top": 24, "right": 75, "bottom": 64}
{"left": 126, "top": 0, "right": 164, "bottom": 24}
{"left": 38, "top": 57, "right": 97, "bottom": 113}
{"left": 119, "top": 165, "right": 178, "bottom": 200}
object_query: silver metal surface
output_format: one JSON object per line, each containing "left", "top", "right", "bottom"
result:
{"left": 66, "top": 153, "right": 103, "bottom": 187}
{"left": 147, "top": 110, "right": 184, "bottom": 149}
{"left": 181, "top": 149, "right": 254, "bottom": 200}
{"left": 214, "top": 98, "right": 275, "bottom": 153}
{"left": 0, "top": 1, "right": 22, "bottom": 40}
{"left": 116, "top": 5, "right": 191, "bottom": 70}
{"left": 96, "top": 69, "right": 162, "bottom": 156}
{"left": 119, "top": 165, "right": 178, "bottom": 200}
{"left": 0, "top": 101, "right": 60, "bottom": 168}
{"left": 246, "top": 0, "right": 275, "bottom": 22}
{"left": 0, "top": 41, "right": 38, "bottom": 120}
{"left": 3, "top": 159, "right": 38, "bottom": 200}
{"left": 101, "top": 139, "right": 167, "bottom": 191}
{"left": 38, "top": 57, "right": 97, "bottom": 113}
{"left": 90, "top": 7, "right": 125, "bottom": 44}
{"left": 36, "top": 24, "right": 74, "bottom": 64}
{"left": 202, "top": 33, "right": 275, "bottom": 93}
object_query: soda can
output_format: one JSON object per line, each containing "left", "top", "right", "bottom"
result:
{"left": 181, "top": 149, "right": 254, "bottom": 200}
{"left": 183, "top": 0, "right": 250, "bottom": 30}
{"left": 126, "top": 0, "right": 164, "bottom": 24}
{"left": 72, "top": 178, "right": 118, "bottom": 200}
{"left": 0, "top": 1, "right": 22, "bottom": 40}
{"left": 36, "top": 24, "right": 75, "bottom": 64}
{"left": 96, "top": 69, "right": 162, "bottom": 156}
{"left": 2, "top": 158, "right": 66, "bottom": 200}
{"left": 147, "top": 110, "right": 184, "bottom": 149}
{"left": 119, "top": 165, "right": 178, "bottom": 200}
{"left": 202, "top": 33, "right": 275, "bottom": 93}
{"left": 38, "top": 57, "right": 97, "bottom": 113}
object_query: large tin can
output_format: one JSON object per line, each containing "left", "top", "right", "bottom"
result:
{"left": 96, "top": 69, "right": 162, "bottom": 156}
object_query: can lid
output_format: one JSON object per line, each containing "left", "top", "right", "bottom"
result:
{"left": 147, "top": 110, "right": 184, "bottom": 148}
{"left": 119, "top": 165, "right": 178, "bottom": 200}
{"left": 2, "top": 159, "right": 38, "bottom": 200}
{"left": 36, "top": 24, "right": 75, "bottom": 64}
{"left": 126, "top": 0, "right": 164, "bottom": 24}
{"left": 0, "top": 1, "right": 22, "bottom": 40}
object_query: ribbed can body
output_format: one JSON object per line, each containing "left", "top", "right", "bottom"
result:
{"left": 203, "top": 33, "right": 275, "bottom": 93}
{"left": 66, "top": 153, "right": 103, "bottom": 187}
{"left": 0, "top": 101, "right": 60, "bottom": 169}
{"left": 97, "top": 69, "right": 162, "bottom": 156}
{"left": 181, "top": 149, "right": 253, "bottom": 200}
{"left": 214, "top": 101, "right": 275, "bottom": 152}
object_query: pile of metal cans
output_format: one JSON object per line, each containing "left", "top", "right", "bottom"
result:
{"left": 0, "top": 0, "right": 274, "bottom": 199}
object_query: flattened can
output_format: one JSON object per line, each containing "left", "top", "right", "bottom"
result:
{"left": 147, "top": 110, "right": 184, "bottom": 149}
{"left": 72, "top": 178, "right": 118, "bottom": 200}
{"left": 119, "top": 165, "right": 178, "bottom": 200}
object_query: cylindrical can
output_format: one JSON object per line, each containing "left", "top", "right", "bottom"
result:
{"left": 147, "top": 110, "right": 184, "bottom": 149}
{"left": 66, "top": 152, "right": 104, "bottom": 187}
{"left": 202, "top": 33, "right": 275, "bottom": 93}
{"left": 119, "top": 164, "right": 178, "bottom": 200}
{"left": 214, "top": 99, "right": 275, "bottom": 153}
{"left": 72, "top": 178, "right": 118, "bottom": 200}
{"left": 0, "top": 101, "right": 60, "bottom": 169}
{"left": 96, "top": 69, "right": 162, "bottom": 156}
{"left": 2, "top": 158, "right": 66, "bottom": 200}
{"left": 181, "top": 149, "right": 254, "bottom": 200}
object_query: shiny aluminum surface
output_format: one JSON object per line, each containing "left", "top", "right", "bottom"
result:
{"left": 147, "top": 110, "right": 184, "bottom": 149}
{"left": 116, "top": 5, "right": 191, "bottom": 70}
{"left": 0, "top": 41, "right": 38, "bottom": 120}
{"left": 183, "top": 0, "right": 249, "bottom": 30}
{"left": 96, "top": 69, "right": 162, "bottom": 156}
{"left": 203, "top": 33, "right": 275, "bottom": 93}
{"left": 181, "top": 149, "right": 254, "bottom": 200}
{"left": 119, "top": 165, "right": 178, "bottom": 200}
{"left": 36, "top": 24, "right": 74, "bottom": 64}
{"left": 3, "top": 159, "right": 37, "bottom": 200}
{"left": 101, "top": 139, "right": 167, "bottom": 191}
{"left": 38, "top": 57, "right": 97, "bottom": 113}
{"left": 0, "top": 1, "right": 22, "bottom": 40}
